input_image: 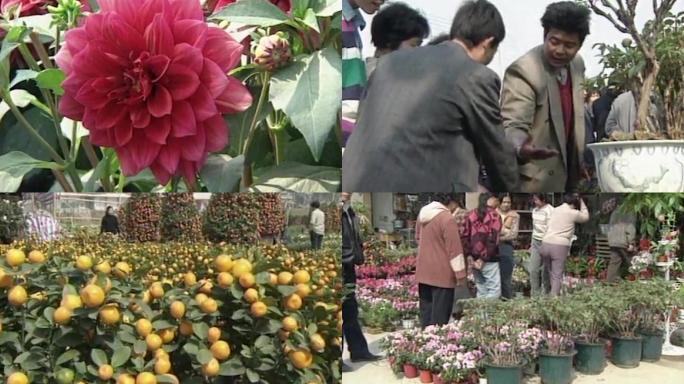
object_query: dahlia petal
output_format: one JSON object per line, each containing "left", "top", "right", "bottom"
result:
{"left": 145, "top": 116, "right": 172, "bottom": 145}
{"left": 96, "top": 103, "right": 128, "bottom": 129}
{"left": 89, "top": 127, "right": 116, "bottom": 148}
{"left": 203, "top": 114, "right": 229, "bottom": 152}
{"left": 106, "top": 13, "right": 147, "bottom": 54}
{"left": 75, "top": 81, "right": 109, "bottom": 110}
{"left": 150, "top": 162, "right": 173, "bottom": 186}
{"left": 189, "top": 86, "right": 217, "bottom": 122}
{"left": 130, "top": 106, "right": 151, "bottom": 128}
{"left": 170, "top": 101, "right": 197, "bottom": 137}
{"left": 201, "top": 58, "right": 229, "bottom": 98}
{"left": 169, "top": 0, "right": 204, "bottom": 22}
{"left": 216, "top": 78, "right": 253, "bottom": 114}
{"left": 181, "top": 123, "right": 206, "bottom": 161}
{"left": 62, "top": 73, "right": 85, "bottom": 95}
{"left": 55, "top": 47, "right": 74, "bottom": 74}
{"left": 157, "top": 143, "right": 181, "bottom": 174}
{"left": 58, "top": 93, "right": 85, "bottom": 121}
{"left": 172, "top": 43, "right": 203, "bottom": 73}
{"left": 203, "top": 27, "right": 243, "bottom": 72}
{"left": 147, "top": 55, "right": 171, "bottom": 82}
{"left": 177, "top": 159, "right": 199, "bottom": 186}
{"left": 128, "top": 132, "right": 162, "bottom": 170}
{"left": 116, "top": 145, "right": 137, "bottom": 176}
{"left": 91, "top": 76, "right": 122, "bottom": 92}
{"left": 172, "top": 19, "right": 208, "bottom": 49}
{"left": 114, "top": 121, "right": 133, "bottom": 146}
{"left": 145, "top": 14, "right": 175, "bottom": 56}
{"left": 82, "top": 108, "right": 98, "bottom": 131}
{"left": 147, "top": 85, "right": 173, "bottom": 117}
{"left": 165, "top": 64, "right": 200, "bottom": 101}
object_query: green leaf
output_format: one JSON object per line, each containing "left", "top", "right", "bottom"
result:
{"left": 156, "top": 374, "right": 181, "bottom": 384}
{"left": 210, "top": 0, "right": 289, "bottom": 27}
{"left": 300, "top": 8, "right": 320, "bottom": 32}
{"left": 277, "top": 285, "right": 298, "bottom": 296}
{"left": 249, "top": 162, "right": 340, "bottom": 192}
{"left": 35, "top": 68, "right": 65, "bottom": 96}
{"left": 0, "top": 89, "right": 41, "bottom": 122}
{"left": 245, "top": 369, "right": 260, "bottom": 383}
{"left": 7, "top": 14, "right": 56, "bottom": 40}
{"left": 270, "top": 47, "right": 341, "bottom": 160}
{"left": 10, "top": 69, "right": 39, "bottom": 88}
{"left": 111, "top": 346, "right": 131, "bottom": 368}
{"left": 0, "top": 26, "right": 28, "bottom": 63}
{"left": 43, "top": 307, "right": 55, "bottom": 325}
{"left": 0, "top": 151, "right": 62, "bottom": 192}
{"left": 197, "top": 349, "right": 214, "bottom": 365}
{"left": 292, "top": 0, "right": 311, "bottom": 19}
{"left": 219, "top": 357, "right": 246, "bottom": 376}
{"left": 199, "top": 154, "right": 244, "bottom": 192}
{"left": 133, "top": 340, "right": 147, "bottom": 355}
{"left": 313, "top": 0, "right": 340, "bottom": 16}
{"left": 56, "top": 350, "right": 81, "bottom": 366}
{"left": 152, "top": 320, "right": 176, "bottom": 330}
{"left": 193, "top": 322, "right": 209, "bottom": 339}
{"left": 91, "top": 349, "right": 108, "bottom": 367}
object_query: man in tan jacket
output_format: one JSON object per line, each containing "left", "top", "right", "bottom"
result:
{"left": 501, "top": 2, "right": 591, "bottom": 192}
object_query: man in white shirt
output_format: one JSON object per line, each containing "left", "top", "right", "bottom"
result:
{"left": 309, "top": 201, "right": 325, "bottom": 250}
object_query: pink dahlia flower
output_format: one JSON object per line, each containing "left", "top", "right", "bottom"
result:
{"left": 1, "top": 0, "right": 90, "bottom": 16}
{"left": 209, "top": 0, "right": 291, "bottom": 13}
{"left": 57, "top": 0, "right": 253, "bottom": 185}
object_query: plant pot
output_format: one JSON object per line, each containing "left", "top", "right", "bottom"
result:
{"left": 433, "top": 374, "right": 445, "bottom": 384}
{"left": 588, "top": 140, "right": 684, "bottom": 192}
{"left": 402, "top": 319, "right": 416, "bottom": 329}
{"left": 404, "top": 363, "right": 419, "bottom": 379}
{"left": 523, "top": 361, "right": 537, "bottom": 375}
{"left": 539, "top": 350, "right": 576, "bottom": 384}
{"left": 639, "top": 331, "right": 664, "bottom": 362}
{"left": 419, "top": 369, "right": 433, "bottom": 383}
{"left": 483, "top": 362, "right": 523, "bottom": 384}
{"left": 574, "top": 340, "right": 606, "bottom": 375}
{"left": 611, "top": 336, "right": 643, "bottom": 368}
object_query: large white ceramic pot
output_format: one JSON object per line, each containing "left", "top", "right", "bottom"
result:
{"left": 588, "top": 140, "right": 684, "bottom": 192}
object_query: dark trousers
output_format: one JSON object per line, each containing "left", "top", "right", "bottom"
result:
{"left": 310, "top": 231, "right": 323, "bottom": 250}
{"left": 342, "top": 293, "right": 369, "bottom": 357}
{"left": 607, "top": 247, "right": 631, "bottom": 282}
{"left": 418, "top": 283, "right": 454, "bottom": 328}
{"left": 499, "top": 242, "right": 514, "bottom": 299}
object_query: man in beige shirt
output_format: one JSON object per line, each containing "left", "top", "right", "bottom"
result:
{"left": 309, "top": 201, "right": 325, "bottom": 250}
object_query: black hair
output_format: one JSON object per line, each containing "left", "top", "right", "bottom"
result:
{"left": 371, "top": 2, "right": 430, "bottom": 50}
{"left": 106, "top": 206, "right": 113, "bottom": 213}
{"left": 541, "top": 1, "right": 591, "bottom": 43}
{"left": 450, "top": 0, "right": 505, "bottom": 48}
{"left": 433, "top": 193, "right": 460, "bottom": 206}
{"left": 563, "top": 193, "right": 580, "bottom": 209}
{"left": 311, "top": 201, "right": 320, "bottom": 209}
{"left": 532, "top": 194, "right": 548, "bottom": 204}
{"left": 428, "top": 33, "right": 451, "bottom": 46}
{"left": 477, "top": 193, "right": 491, "bottom": 220}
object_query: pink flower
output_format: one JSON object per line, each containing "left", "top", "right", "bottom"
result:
{"left": 208, "top": 0, "right": 291, "bottom": 13}
{"left": 57, "top": 0, "right": 252, "bottom": 185}
{"left": 1, "top": 0, "right": 90, "bottom": 16}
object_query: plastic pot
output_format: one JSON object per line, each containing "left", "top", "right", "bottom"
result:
{"left": 639, "top": 331, "right": 664, "bottom": 362}
{"left": 611, "top": 336, "right": 642, "bottom": 368}
{"left": 539, "top": 350, "right": 576, "bottom": 384}
{"left": 483, "top": 362, "right": 523, "bottom": 384}
{"left": 574, "top": 340, "right": 606, "bottom": 375}
{"left": 404, "top": 363, "right": 418, "bottom": 378}
{"left": 419, "top": 369, "right": 433, "bottom": 383}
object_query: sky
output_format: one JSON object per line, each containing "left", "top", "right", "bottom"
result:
{"left": 359, "top": 0, "right": 684, "bottom": 78}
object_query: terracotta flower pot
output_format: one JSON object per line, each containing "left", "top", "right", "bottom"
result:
{"left": 404, "top": 363, "right": 418, "bottom": 379}
{"left": 419, "top": 369, "right": 433, "bottom": 383}
{"left": 433, "top": 373, "right": 445, "bottom": 384}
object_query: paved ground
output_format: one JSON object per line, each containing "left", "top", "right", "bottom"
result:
{"left": 342, "top": 331, "right": 684, "bottom": 384}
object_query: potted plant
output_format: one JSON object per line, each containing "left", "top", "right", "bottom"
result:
{"left": 603, "top": 281, "right": 645, "bottom": 368}
{"left": 570, "top": 286, "right": 611, "bottom": 374}
{"left": 636, "top": 279, "right": 674, "bottom": 362}
{"left": 584, "top": 2, "right": 684, "bottom": 192}
{"left": 532, "top": 297, "right": 579, "bottom": 384}
{"left": 461, "top": 299, "right": 530, "bottom": 384}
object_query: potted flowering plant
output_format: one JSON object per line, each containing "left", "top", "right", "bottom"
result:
{"left": 461, "top": 299, "right": 531, "bottom": 384}
{"left": 569, "top": 286, "right": 611, "bottom": 374}
{"left": 583, "top": 1, "right": 684, "bottom": 192}
{"left": 530, "top": 296, "right": 579, "bottom": 384}
{"left": 603, "top": 281, "right": 646, "bottom": 368}
{"left": 635, "top": 278, "right": 675, "bottom": 362}
{"left": 0, "top": 0, "right": 341, "bottom": 192}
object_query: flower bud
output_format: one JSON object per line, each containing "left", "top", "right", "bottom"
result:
{"left": 253, "top": 32, "right": 292, "bottom": 71}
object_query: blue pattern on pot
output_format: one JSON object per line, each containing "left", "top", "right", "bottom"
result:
{"left": 588, "top": 141, "right": 684, "bottom": 192}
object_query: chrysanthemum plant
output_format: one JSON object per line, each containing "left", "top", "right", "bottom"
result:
{"left": 0, "top": 0, "right": 341, "bottom": 192}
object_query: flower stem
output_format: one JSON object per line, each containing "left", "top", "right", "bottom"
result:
{"left": 82, "top": 137, "right": 112, "bottom": 192}
{"left": 242, "top": 72, "right": 271, "bottom": 188}
{"left": 29, "top": 32, "right": 54, "bottom": 69}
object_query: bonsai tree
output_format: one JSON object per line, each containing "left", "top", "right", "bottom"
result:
{"left": 584, "top": 0, "right": 680, "bottom": 138}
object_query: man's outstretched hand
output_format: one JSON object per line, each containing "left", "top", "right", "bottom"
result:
{"left": 518, "top": 138, "right": 559, "bottom": 161}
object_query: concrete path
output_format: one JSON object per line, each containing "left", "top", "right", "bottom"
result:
{"left": 342, "top": 331, "right": 684, "bottom": 384}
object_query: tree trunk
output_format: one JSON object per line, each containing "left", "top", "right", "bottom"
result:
{"left": 637, "top": 59, "right": 660, "bottom": 134}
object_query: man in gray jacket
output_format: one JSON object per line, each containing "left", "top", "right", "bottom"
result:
{"left": 606, "top": 199, "right": 637, "bottom": 282}
{"left": 342, "top": 0, "right": 519, "bottom": 192}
